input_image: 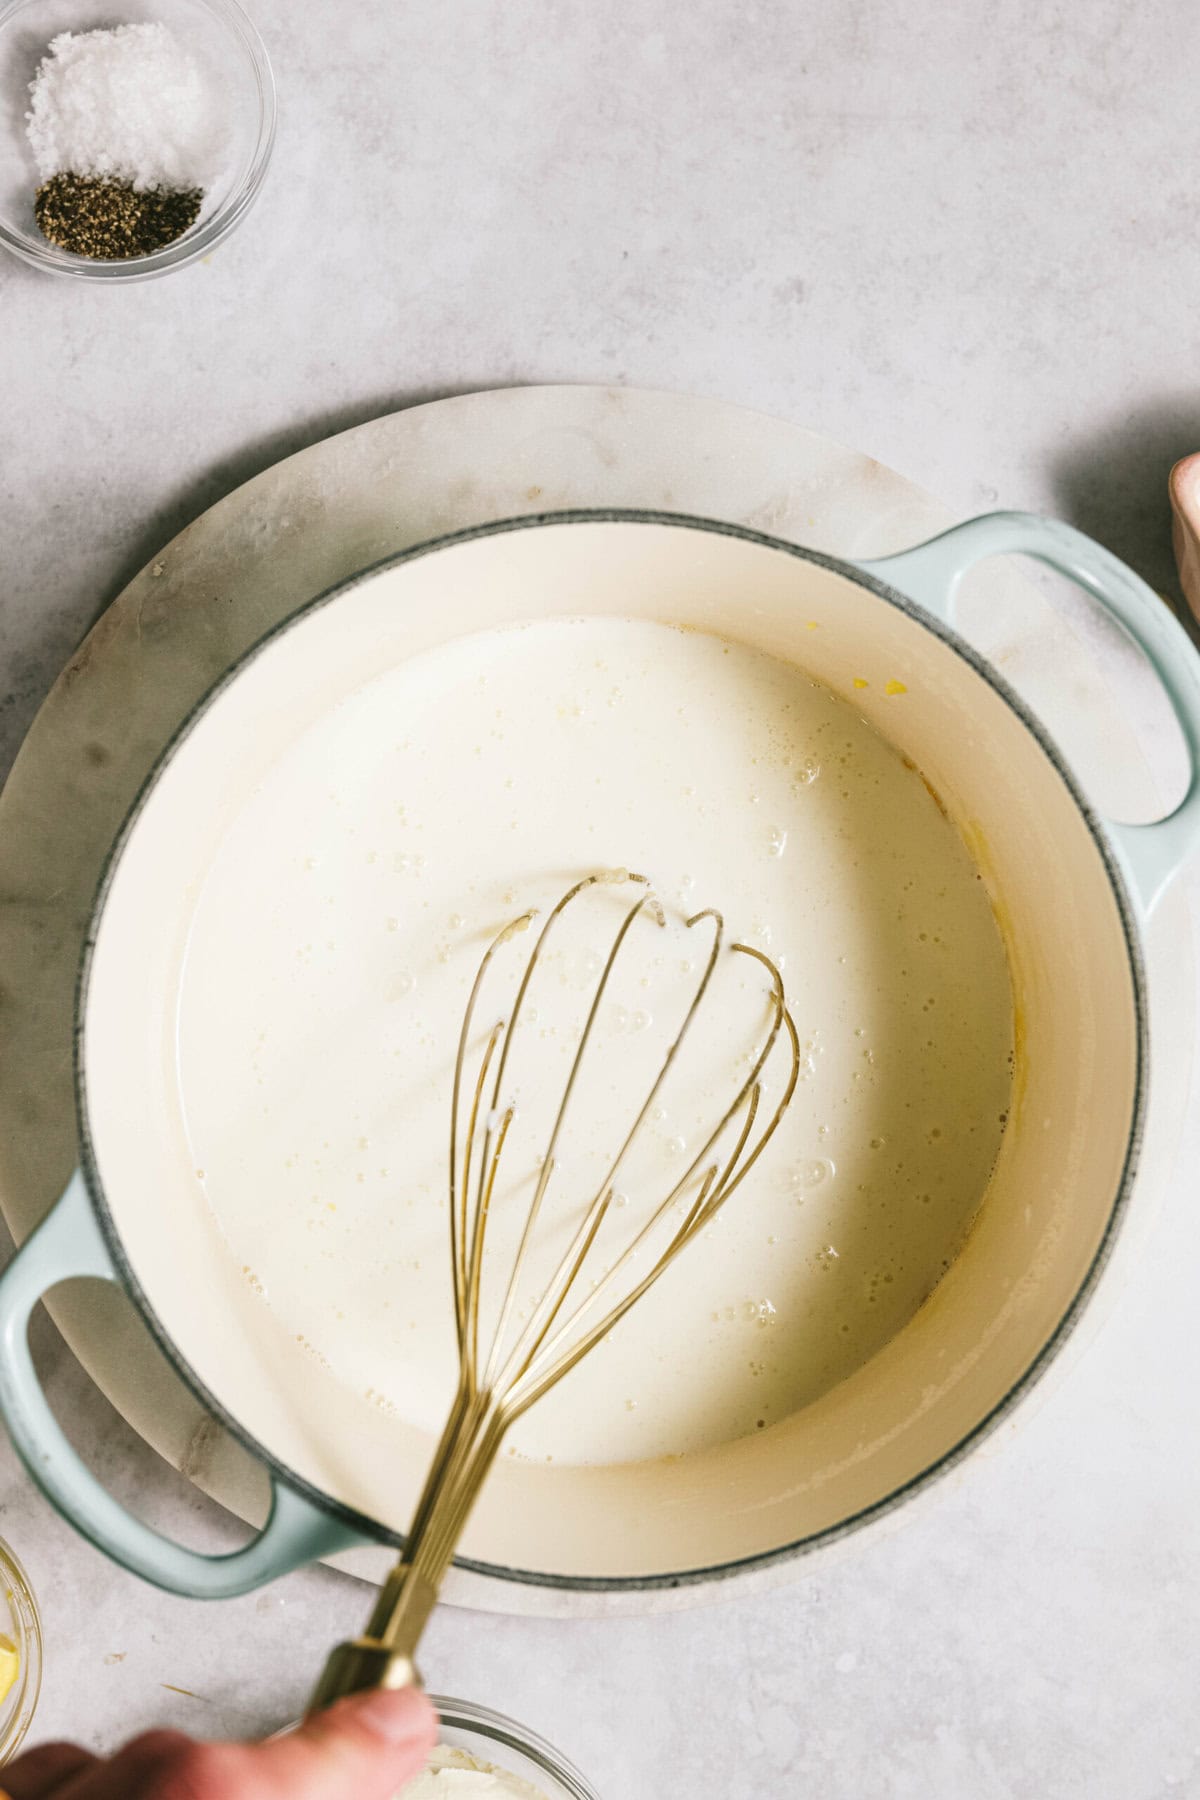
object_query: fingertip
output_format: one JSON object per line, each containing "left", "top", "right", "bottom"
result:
{"left": 331, "top": 1685, "right": 439, "bottom": 1751}
{"left": 273, "top": 1685, "right": 438, "bottom": 1794}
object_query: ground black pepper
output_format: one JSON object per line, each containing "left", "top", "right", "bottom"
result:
{"left": 34, "top": 172, "right": 202, "bottom": 259}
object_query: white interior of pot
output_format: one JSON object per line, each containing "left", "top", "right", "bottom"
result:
{"left": 82, "top": 521, "right": 1139, "bottom": 1580}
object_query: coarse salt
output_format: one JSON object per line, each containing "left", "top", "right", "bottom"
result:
{"left": 26, "top": 23, "right": 227, "bottom": 193}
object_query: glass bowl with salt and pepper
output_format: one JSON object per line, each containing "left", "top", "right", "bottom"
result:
{"left": 0, "top": 0, "right": 274, "bottom": 279}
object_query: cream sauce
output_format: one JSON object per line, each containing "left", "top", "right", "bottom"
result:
{"left": 176, "top": 618, "right": 1013, "bottom": 1465}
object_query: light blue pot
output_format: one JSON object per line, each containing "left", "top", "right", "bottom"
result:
{"left": 0, "top": 509, "right": 1196, "bottom": 1600}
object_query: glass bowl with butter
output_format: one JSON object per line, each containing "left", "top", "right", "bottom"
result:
{"left": 0, "top": 1533, "right": 41, "bottom": 1763}
{"left": 419, "top": 1697, "right": 599, "bottom": 1800}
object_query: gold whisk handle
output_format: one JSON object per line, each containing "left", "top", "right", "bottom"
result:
{"left": 307, "top": 1561, "right": 439, "bottom": 1713}
{"left": 307, "top": 1638, "right": 420, "bottom": 1712}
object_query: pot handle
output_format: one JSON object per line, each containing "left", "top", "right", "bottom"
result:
{"left": 0, "top": 1169, "right": 374, "bottom": 1598}
{"left": 858, "top": 510, "right": 1200, "bottom": 916}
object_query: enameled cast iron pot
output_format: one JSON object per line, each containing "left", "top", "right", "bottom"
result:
{"left": 0, "top": 510, "right": 1197, "bottom": 1600}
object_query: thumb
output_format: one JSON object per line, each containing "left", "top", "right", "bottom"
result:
{"left": 249, "top": 1687, "right": 439, "bottom": 1798}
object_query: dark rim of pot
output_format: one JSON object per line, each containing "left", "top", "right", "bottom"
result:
{"left": 73, "top": 508, "right": 1148, "bottom": 1594}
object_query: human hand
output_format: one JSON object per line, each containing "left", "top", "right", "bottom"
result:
{"left": 2, "top": 1685, "right": 438, "bottom": 1800}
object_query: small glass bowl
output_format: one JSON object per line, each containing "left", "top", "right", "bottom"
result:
{"left": 0, "top": 1534, "right": 42, "bottom": 1764}
{"left": 432, "top": 1697, "right": 600, "bottom": 1800}
{"left": 0, "top": 0, "right": 274, "bottom": 280}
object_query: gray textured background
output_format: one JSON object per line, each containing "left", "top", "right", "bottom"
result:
{"left": 2, "top": 2, "right": 1200, "bottom": 1795}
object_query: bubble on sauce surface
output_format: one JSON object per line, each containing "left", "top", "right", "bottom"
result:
{"left": 790, "top": 1157, "right": 835, "bottom": 1194}
{"left": 742, "top": 1298, "right": 778, "bottom": 1329}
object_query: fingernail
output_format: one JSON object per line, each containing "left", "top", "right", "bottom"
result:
{"left": 348, "top": 1686, "right": 436, "bottom": 1745}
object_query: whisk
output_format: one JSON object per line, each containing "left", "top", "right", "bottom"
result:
{"left": 310, "top": 869, "right": 799, "bottom": 1710}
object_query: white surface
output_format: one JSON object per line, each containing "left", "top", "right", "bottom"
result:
{"left": 0, "top": 3, "right": 1198, "bottom": 1796}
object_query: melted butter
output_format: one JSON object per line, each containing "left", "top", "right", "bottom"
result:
{"left": 176, "top": 618, "right": 1013, "bottom": 1466}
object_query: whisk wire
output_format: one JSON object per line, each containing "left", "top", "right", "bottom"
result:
{"left": 442, "top": 901, "right": 799, "bottom": 1537}
{"left": 464, "top": 872, "right": 648, "bottom": 1388}
{"left": 484, "top": 902, "right": 729, "bottom": 1395}
{"left": 309, "top": 874, "right": 800, "bottom": 1713}
{"left": 451, "top": 1014, "right": 504, "bottom": 1347}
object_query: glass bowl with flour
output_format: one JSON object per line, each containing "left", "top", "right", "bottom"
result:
{"left": 278, "top": 1696, "right": 597, "bottom": 1799}
{"left": 413, "top": 1698, "right": 598, "bottom": 1800}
